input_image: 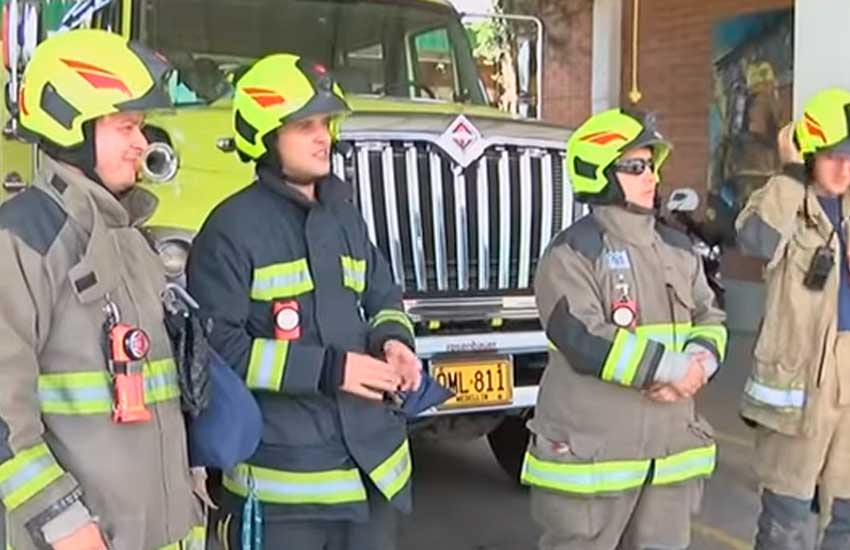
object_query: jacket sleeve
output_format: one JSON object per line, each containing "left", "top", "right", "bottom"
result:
{"left": 0, "top": 231, "right": 93, "bottom": 546}
{"left": 535, "top": 241, "right": 690, "bottom": 389}
{"left": 360, "top": 232, "right": 415, "bottom": 358}
{"left": 684, "top": 255, "right": 728, "bottom": 377}
{"left": 187, "top": 224, "right": 339, "bottom": 395}
{"left": 735, "top": 168, "right": 806, "bottom": 266}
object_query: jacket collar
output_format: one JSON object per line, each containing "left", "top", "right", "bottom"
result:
{"left": 35, "top": 155, "right": 158, "bottom": 231}
{"left": 800, "top": 181, "right": 850, "bottom": 241}
{"left": 593, "top": 204, "right": 657, "bottom": 246}
{"left": 256, "top": 165, "right": 352, "bottom": 210}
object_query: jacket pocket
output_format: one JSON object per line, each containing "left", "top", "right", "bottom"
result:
{"left": 534, "top": 431, "right": 603, "bottom": 462}
{"left": 787, "top": 228, "right": 828, "bottom": 274}
{"left": 743, "top": 359, "right": 808, "bottom": 414}
{"left": 754, "top": 246, "right": 827, "bottom": 371}
{"left": 524, "top": 429, "right": 650, "bottom": 497}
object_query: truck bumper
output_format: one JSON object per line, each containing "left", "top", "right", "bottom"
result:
{"left": 414, "top": 330, "right": 547, "bottom": 417}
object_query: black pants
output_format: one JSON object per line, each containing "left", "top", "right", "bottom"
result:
{"left": 212, "top": 489, "right": 397, "bottom": 550}
{"left": 754, "top": 490, "right": 850, "bottom": 550}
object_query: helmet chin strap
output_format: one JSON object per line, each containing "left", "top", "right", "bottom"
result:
{"left": 256, "top": 131, "right": 285, "bottom": 178}
{"left": 256, "top": 131, "right": 327, "bottom": 187}
{"left": 41, "top": 121, "right": 105, "bottom": 187}
{"left": 623, "top": 201, "right": 657, "bottom": 216}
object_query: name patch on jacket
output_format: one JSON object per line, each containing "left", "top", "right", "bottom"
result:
{"left": 606, "top": 251, "right": 631, "bottom": 270}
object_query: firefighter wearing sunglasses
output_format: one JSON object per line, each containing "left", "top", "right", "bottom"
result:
{"left": 522, "top": 108, "right": 727, "bottom": 550}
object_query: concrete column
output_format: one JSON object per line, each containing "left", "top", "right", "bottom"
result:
{"left": 591, "top": 0, "right": 622, "bottom": 113}
{"left": 794, "top": 0, "right": 850, "bottom": 115}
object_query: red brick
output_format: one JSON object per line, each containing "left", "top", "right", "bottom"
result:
{"left": 539, "top": 0, "right": 594, "bottom": 127}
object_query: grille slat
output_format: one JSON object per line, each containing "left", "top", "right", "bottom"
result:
{"left": 429, "top": 150, "right": 449, "bottom": 291}
{"left": 498, "top": 149, "right": 512, "bottom": 290}
{"left": 476, "top": 159, "right": 490, "bottom": 290}
{"left": 355, "top": 146, "right": 378, "bottom": 244}
{"left": 339, "top": 141, "right": 571, "bottom": 295}
{"left": 404, "top": 144, "right": 427, "bottom": 291}
{"left": 381, "top": 146, "right": 405, "bottom": 290}
{"left": 517, "top": 149, "right": 533, "bottom": 289}
{"left": 540, "top": 152, "right": 554, "bottom": 256}
{"left": 453, "top": 167, "right": 469, "bottom": 291}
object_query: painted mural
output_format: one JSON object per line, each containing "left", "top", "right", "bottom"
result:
{"left": 707, "top": 8, "right": 794, "bottom": 240}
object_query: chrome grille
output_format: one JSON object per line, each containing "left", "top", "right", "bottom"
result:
{"left": 333, "top": 141, "right": 583, "bottom": 295}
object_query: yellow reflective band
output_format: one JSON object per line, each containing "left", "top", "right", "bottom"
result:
{"left": 159, "top": 525, "right": 206, "bottom": 550}
{"left": 744, "top": 376, "right": 806, "bottom": 410}
{"left": 653, "top": 444, "right": 717, "bottom": 486}
{"left": 521, "top": 444, "right": 716, "bottom": 495}
{"left": 341, "top": 256, "right": 367, "bottom": 294}
{"left": 601, "top": 329, "right": 647, "bottom": 386}
{"left": 38, "top": 359, "right": 180, "bottom": 415}
{"left": 371, "top": 309, "right": 415, "bottom": 337}
{"left": 688, "top": 325, "right": 728, "bottom": 360}
{"left": 521, "top": 451, "right": 649, "bottom": 494}
{"left": 144, "top": 359, "right": 182, "bottom": 404}
{"left": 251, "top": 259, "right": 314, "bottom": 301}
{"left": 635, "top": 323, "right": 693, "bottom": 352}
{"left": 370, "top": 440, "right": 412, "bottom": 501}
{"left": 0, "top": 443, "right": 64, "bottom": 510}
{"left": 246, "top": 339, "right": 288, "bottom": 391}
{"left": 223, "top": 464, "right": 367, "bottom": 505}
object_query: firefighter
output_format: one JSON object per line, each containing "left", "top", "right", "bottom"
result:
{"left": 522, "top": 109, "right": 727, "bottom": 550}
{"left": 186, "top": 53, "right": 420, "bottom": 550}
{"left": 0, "top": 30, "right": 204, "bottom": 550}
{"left": 736, "top": 88, "right": 850, "bottom": 550}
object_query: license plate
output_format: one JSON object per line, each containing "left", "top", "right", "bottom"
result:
{"left": 431, "top": 357, "right": 514, "bottom": 409}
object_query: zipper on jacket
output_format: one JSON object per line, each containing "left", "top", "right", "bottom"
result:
{"left": 816, "top": 327, "right": 830, "bottom": 388}
{"left": 121, "top": 274, "right": 173, "bottom": 540}
{"left": 666, "top": 283, "right": 678, "bottom": 351}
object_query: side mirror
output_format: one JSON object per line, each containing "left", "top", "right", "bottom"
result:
{"left": 666, "top": 188, "right": 700, "bottom": 213}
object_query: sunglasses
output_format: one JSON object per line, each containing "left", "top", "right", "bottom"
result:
{"left": 614, "top": 158, "right": 655, "bottom": 175}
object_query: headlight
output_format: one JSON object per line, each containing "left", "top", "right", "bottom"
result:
{"left": 141, "top": 142, "right": 179, "bottom": 183}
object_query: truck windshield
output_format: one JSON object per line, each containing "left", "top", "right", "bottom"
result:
{"left": 138, "top": 0, "right": 488, "bottom": 107}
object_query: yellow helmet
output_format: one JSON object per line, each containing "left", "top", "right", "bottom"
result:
{"left": 19, "top": 29, "right": 172, "bottom": 148}
{"left": 232, "top": 53, "right": 350, "bottom": 162}
{"left": 795, "top": 88, "right": 850, "bottom": 157}
{"left": 566, "top": 109, "right": 671, "bottom": 204}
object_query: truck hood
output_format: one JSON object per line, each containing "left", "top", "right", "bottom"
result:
{"left": 145, "top": 95, "right": 571, "bottom": 172}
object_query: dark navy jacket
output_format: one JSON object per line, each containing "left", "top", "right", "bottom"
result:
{"left": 187, "top": 167, "right": 415, "bottom": 522}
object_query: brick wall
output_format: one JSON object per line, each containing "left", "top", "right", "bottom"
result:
{"left": 538, "top": 0, "right": 794, "bottom": 279}
{"left": 538, "top": 0, "right": 594, "bottom": 127}
{"left": 619, "top": 0, "right": 792, "bottom": 280}
{"left": 619, "top": 0, "right": 792, "bottom": 193}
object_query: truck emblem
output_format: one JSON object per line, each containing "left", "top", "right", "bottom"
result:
{"left": 437, "top": 115, "right": 484, "bottom": 169}
{"left": 449, "top": 117, "right": 478, "bottom": 150}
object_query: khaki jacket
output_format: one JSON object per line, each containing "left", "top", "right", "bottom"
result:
{"left": 736, "top": 168, "right": 850, "bottom": 436}
{"left": 523, "top": 205, "right": 726, "bottom": 496}
{"left": 0, "top": 157, "right": 202, "bottom": 550}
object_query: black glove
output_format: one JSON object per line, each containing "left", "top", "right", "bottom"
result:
{"left": 162, "top": 284, "right": 211, "bottom": 418}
